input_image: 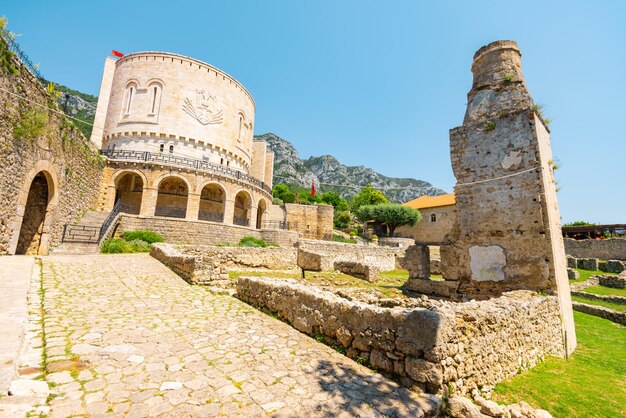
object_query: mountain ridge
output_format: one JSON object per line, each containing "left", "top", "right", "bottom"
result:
{"left": 257, "top": 132, "right": 446, "bottom": 203}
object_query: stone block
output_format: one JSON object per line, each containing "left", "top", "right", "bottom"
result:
{"left": 599, "top": 275, "right": 626, "bottom": 289}
{"left": 566, "top": 255, "right": 577, "bottom": 269}
{"left": 577, "top": 258, "right": 599, "bottom": 271}
{"left": 599, "top": 260, "right": 625, "bottom": 274}
{"left": 567, "top": 268, "right": 579, "bottom": 280}
{"left": 333, "top": 261, "right": 379, "bottom": 282}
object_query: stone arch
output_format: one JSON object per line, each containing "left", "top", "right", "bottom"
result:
{"left": 256, "top": 198, "right": 268, "bottom": 229}
{"left": 113, "top": 171, "right": 144, "bottom": 214}
{"left": 12, "top": 162, "right": 59, "bottom": 255}
{"left": 198, "top": 182, "right": 226, "bottom": 223}
{"left": 233, "top": 190, "right": 252, "bottom": 227}
{"left": 155, "top": 175, "right": 189, "bottom": 219}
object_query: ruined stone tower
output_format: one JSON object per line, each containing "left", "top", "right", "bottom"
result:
{"left": 440, "top": 40, "right": 576, "bottom": 355}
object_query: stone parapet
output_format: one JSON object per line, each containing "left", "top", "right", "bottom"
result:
{"left": 117, "top": 215, "right": 299, "bottom": 247}
{"left": 237, "top": 277, "right": 564, "bottom": 396}
{"left": 151, "top": 243, "right": 297, "bottom": 286}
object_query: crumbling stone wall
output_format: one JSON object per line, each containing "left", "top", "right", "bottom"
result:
{"left": 564, "top": 238, "right": 626, "bottom": 261}
{"left": 151, "top": 243, "right": 297, "bottom": 286}
{"left": 296, "top": 239, "right": 403, "bottom": 272}
{"left": 117, "top": 214, "right": 299, "bottom": 247}
{"left": 237, "top": 277, "right": 564, "bottom": 396}
{"left": 0, "top": 39, "right": 103, "bottom": 254}
{"left": 434, "top": 40, "right": 575, "bottom": 354}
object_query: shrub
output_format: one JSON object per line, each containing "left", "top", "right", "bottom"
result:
{"left": 128, "top": 239, "right": 151, "bottom": 252}
{"left": 239, "top": 236, "right": 269, "bottom": 247}
{"left": 272, "top": 197, "right": 284, "bottom": 205}
{"left": 349, "top": 230, "right": 357, "bottom": 237}
{"left": 356, "top": 204, "right": 421, "bottom": 237}
{"left": 101, "top": 238, "right": 132, "bottom": 254}
{"left": 120, "top": 230, "right": 164, "bottom": 244}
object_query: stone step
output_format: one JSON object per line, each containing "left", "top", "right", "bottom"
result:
{"left": 50, "top": 243, "right": 101, "bottom": 255}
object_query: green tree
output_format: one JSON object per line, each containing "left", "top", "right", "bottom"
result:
{"left": 356, "top": 204, "right": 421, "bottom": 237}
{"left": 334, "top": 210, "right": 352, "bottom": 229}
{"left": 350, "top": 185, "right": 388, "bottom": 212}
{"left": 563, "top": 221, "right": 596, "bottom": 227}
{"left": 321, "top": 191, "right": 349, "bottom": 212}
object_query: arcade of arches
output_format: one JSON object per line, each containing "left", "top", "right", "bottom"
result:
{"left": 105, "top": 168, "right": 269, "bottom": 229}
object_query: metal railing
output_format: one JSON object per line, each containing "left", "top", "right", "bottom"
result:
{"left": 233, "top": 216, "right": 249, "bottom": 227}
{"left": 0, "top": 28, "right": 44, "bottom": 81}
{"left": 154, "top": 205, "right": 187, "bottom": 219}
{"left": 198, "top": 210, "right": 224, "bottom": 223}
{"left": 101, "top": 149, "right": 273, "bottom": 195}
{"left": 62, "top": 224, "right": 100, "bottom": 243}
{"left": 61, "top": 202, "right": 139, "bottom": 244}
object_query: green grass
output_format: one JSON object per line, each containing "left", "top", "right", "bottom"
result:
{"left": 332, "top": 234, "right": 356, "bottom": 244}
{"left": 493, "top": 312, "right": 626, "bottom": 418}
{"left": 569, "top": 269, "right": 608, "bottom": 285}
{"left": 571, "top": 295, "right": 626, "bottom": 312}
{"left": 101, "top": 238, "right": 150, "bottom": 254}
{"left": 582, "top": 285, "right": 626, "bottom": 298}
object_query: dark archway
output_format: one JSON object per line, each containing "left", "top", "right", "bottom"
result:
{"left": 115, "top": 172, "right": 143, "bottom": 214}
{"left": 16, "top": 172, "right": 50, "bottom": 254}
{"left": 198, "top": 183, "right": 225, "bottom": 222}
{"left": 256, "top": 198, "right": 267, "bottom": 229}
{"left": 233, "top": 191, "right": 251, "bottom": 226}
{"left": 155, "top": 176, "right": 188, "bottom": 218}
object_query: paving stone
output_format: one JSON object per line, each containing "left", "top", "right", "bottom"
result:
{"left": 36, "top": 254, "right": 438, "bottom": 417}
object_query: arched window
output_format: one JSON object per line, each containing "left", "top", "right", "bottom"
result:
{"left": 148, "top": 82, "right": 163, "bottom": 116}
{"left": 159, "top": 144, "right": 164, "bottom": 153}
{"left": 124, "top": 83, "right": 136, "bottom": 115}
{"left": 220, "top": 158, "right": 224, "bottom": 165}
{"left": 431, "top": 213, "right": 437, "bottom": 222}
{"left": 169, "top": 145, "right": 174, "bottom": 154}
{"left": 238, "top": 114, "right": 244, "bottom": 142}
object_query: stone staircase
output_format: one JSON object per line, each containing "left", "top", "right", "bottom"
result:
{"left": 50, "top": 210, "right": 111, "bottom": 255}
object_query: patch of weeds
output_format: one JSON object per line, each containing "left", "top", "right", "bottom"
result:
{"left": 271, "top": 377, "right": 282, "bottom": 385}
{"left": 13, "top": 107, "right": 49, "bottom": 141}
{"left": 484, "top": 120, "right": 496, "bottom": 131}
{"left": 503, "top": 74, "right": 514, "bottom": 83}
{"left": 356, "top": 356, "right": 371, "bottom": 368}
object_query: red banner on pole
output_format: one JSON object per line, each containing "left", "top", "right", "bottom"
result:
{"left": 111, "top": 50, "right": 124, "bottom": 58}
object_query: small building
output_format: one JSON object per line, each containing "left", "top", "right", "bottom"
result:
{"left": 396, "top": 194, "right": 456, "bottom": 244}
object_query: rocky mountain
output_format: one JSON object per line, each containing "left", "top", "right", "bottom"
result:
{"left": 46, "top": 80, "right": 97, "bottom": 138}
{"left": 256, "top": 133, "right": 446, "bottom": 203}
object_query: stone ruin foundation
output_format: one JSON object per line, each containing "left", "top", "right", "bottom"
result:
{"left": 406, "top": 40, "right": 576, "bottom": 356}
{"left": 236, "top": 41, "right": 577, "bottom": 401}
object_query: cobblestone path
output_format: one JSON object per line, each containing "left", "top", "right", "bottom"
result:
{"left": 40, "top": 254, "right": 438, "bottom": 417}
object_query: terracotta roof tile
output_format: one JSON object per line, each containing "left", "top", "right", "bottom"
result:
{"left": 402, "top": 194, "right": 455, "bottom": 209}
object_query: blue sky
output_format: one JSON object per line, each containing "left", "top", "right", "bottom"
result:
{"left": 4, "top": 1, "right": 625, "bottom": 223}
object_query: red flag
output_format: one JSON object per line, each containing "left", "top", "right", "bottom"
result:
{"left": 111, "top": 50, "right": 124, "bottom": 58}
{"left": 310, "top": 180, "right": 316, "bottom": 197}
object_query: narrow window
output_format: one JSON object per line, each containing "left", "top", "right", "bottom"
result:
{"left": 169, "top": 145, "right": 174, "bottom": 154}
{"left": 226, "top": 161, "right": 230, "bottom": 167}
{"left": 431, "top": 213, "right": 437, "bottom": 222}
{"left": 159, "top": 144, "right": 164, "bottom": 152}
{"left": 220, "top": 158, "right": 224, "bottom": 165}
{"left": 238, "top": 115, "right": 243, "bottom": 141}
{"left": 126, "top": 86, "right": 134, "bottom": 114}
{"left": 151, "top": 86, "right": 158, "bottom": 114}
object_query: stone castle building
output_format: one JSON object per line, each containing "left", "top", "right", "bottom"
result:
{"left": 91, "top": 52, "right": 275, "bottom": 229}
{"left": 397, "top": 194, "right": 456, "bottom": 244}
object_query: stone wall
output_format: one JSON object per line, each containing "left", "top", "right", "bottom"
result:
{"left": 296, "top": 239, "right": 403, "bottom": 272}
{"left": 117, "top": 214, "right": 299, "bottom": 247}
{"left": 0, "top": 39, "right": 103, "bottom": 255}
{"left": 268, "top": 203, "right": 334, "bottom": 240}
{"left": 572, "top": 302, "right": 626, "bottom": 326}
{"left": 396, "top": 205, "right": 456, "bottom": 244}
{"left": 564, "top": 238, "right": 626, "bottom": 261}
{"left": 599, "top": 274, "right": 626, "bottom": 289}
{"left": 435, "top": 40, "right": 575, "bottom": 355}
{"left": 378, "top": 237, "right": 416, "bottom": 248}
{"left": 151, "top": 243, "right": 297, "bottom": 286}
{"left": 237, "top": 277, "right": 565, "bottom": 396}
